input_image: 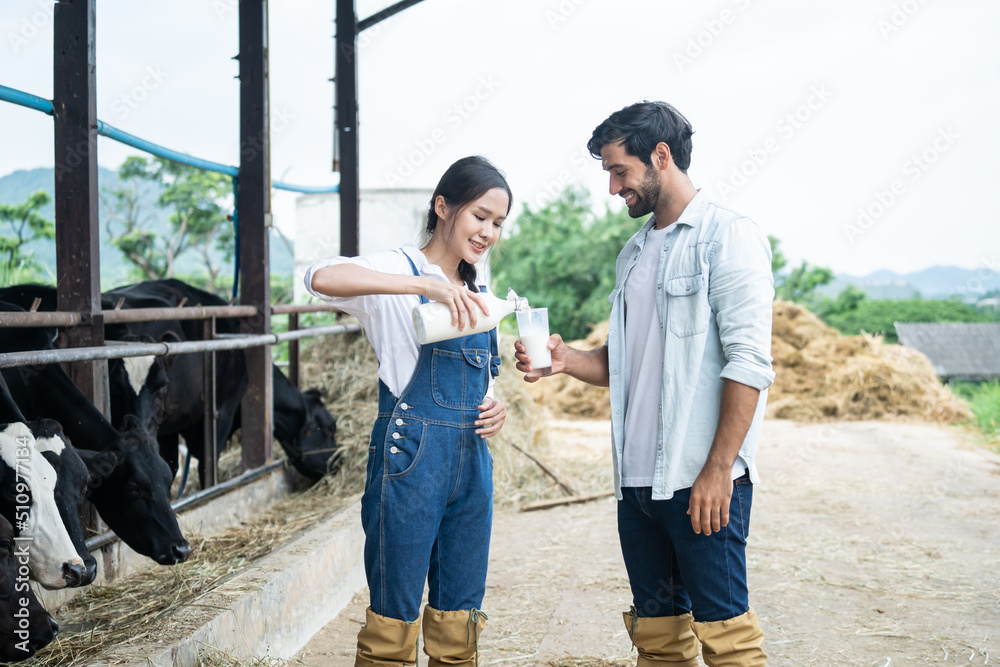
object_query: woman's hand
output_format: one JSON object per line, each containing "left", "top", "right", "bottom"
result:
{"left": 422, "top": 278, "right": 489, "bottom": 331}
{"left": 475, "top": 398, "right": 506, "bottom": 438}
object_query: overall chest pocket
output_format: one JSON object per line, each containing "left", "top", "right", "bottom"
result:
{"left": 665, "top": 272, "right": 710, "bottom": 337}
{"left": 431, "top": 347, "right": 489, "bottom": 410}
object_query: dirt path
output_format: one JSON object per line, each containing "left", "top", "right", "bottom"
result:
{"left": 291, "top": 419, "right": 1000, "bottom": 666}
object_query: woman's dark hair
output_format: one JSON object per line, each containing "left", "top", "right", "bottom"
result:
{"left": 587, "top": 101, "right": 694, "bottom": 172}
{"left": 426, "top": 155, "right": 513, "bottom": 290}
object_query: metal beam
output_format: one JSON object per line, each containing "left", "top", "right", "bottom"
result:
{"left": 334, "top": 0, "right": 360, "bottom": 257}
{"left": 52, "top": 0, "right": 109, "bottom": 417}
{"left": 238, "top": 0, "right": 273, "bottom": 472}
{"left": 358, "top": 0, "right": 427, "bottom": 32}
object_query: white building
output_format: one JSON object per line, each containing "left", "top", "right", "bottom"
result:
{"left": 293, "top": 188, "right": 494, "bottom": 301}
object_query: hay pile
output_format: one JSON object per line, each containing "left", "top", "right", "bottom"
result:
{"left": 299, "top": 322, "right": 555, "bottom": 507}
{"left": 520, "top": 302, "right": 971, "bottom": 425}
{"left": 767, "top": 300, "right": 971, "bottom": 423}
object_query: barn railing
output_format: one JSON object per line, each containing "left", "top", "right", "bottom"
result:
{"left": 0, "top": 302, "right": 357, "bottom": 552}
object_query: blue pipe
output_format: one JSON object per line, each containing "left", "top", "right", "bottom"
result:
{"left": 97, "top": 121, "right": 239, "bottom": 177}
{"left": 0, "top": 84, "right": 53, "bottom": 115}
{"left": 0, "top": 84, "right": 339, "bottom": 193}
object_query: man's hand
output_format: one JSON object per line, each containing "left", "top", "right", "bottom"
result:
{"left": 687, "top": 465, "right": 733, "bottom": 535}
{"left": 513, "top": 333, "right": 567, "bottom": 383}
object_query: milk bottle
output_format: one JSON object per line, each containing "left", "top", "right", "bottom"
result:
{"left": 412, "top": 288, "right": 528, "bottom": 345}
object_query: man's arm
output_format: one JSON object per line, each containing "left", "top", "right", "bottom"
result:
{"left": 689, "top": 217, "right": 775, "bottom": 535}
{"left": 514, "top": 335, "right": 610, "bottom": 387}
{"left": 688, "top": 379, "right": 760, "bottom": 535}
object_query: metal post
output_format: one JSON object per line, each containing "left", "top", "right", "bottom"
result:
{"left": 52, "top": 0, "right": 108, "bottom": 416}
{"left": 335, "top": 0, "right": 360, "bottom": 257}
{"left": 202, "top": 318, "right": 218, "bottom": 489}
{"left": 288, "top": 312, "right": 300, "bottom": 389}
{"left": 238, "top": 0, "right": 273, "bottom": 470}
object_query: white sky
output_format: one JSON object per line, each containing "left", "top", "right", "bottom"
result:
{"left": 1, "top": 0, "right": 998, "bottom": 276}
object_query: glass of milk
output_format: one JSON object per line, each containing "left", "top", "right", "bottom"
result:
{"left": 516, "top": 307, "right": 552, "bottom": 377}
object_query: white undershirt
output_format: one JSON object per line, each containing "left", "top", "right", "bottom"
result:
{"left": 303, "top": 244, "right": 496, "bottom": 399}
{"left": 622, "top": 225, "right": 671, "bottom": 487}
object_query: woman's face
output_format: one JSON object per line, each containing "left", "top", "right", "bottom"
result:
{"left": 436, "top": 187, "right": 510, "bottom": 266}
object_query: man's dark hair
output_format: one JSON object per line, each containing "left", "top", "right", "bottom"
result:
{"left": 587, "top": 101, "right": 695, "bottom": 172}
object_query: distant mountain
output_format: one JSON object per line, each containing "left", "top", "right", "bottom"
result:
{"left": 818, "top": 266, "right": 1000, "bottom": 302}
{"left": 0, "top": 167, "right": 293, "bottom": 288}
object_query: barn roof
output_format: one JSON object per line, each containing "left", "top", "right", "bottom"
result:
{"left": 895, "top": 322, "right": 1000, "bottom": 381}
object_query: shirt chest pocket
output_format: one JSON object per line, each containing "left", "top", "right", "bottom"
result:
{"left": 664, "top": 271, "right": 710, "bottom": 337}
{"left": 431, "top": 347, "right": 489, "bottom": 410}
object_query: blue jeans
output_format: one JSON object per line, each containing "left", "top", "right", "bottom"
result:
{"left": 617, "top": 475, "right": 753, "bottom": 622}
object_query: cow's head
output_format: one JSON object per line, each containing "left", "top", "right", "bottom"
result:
{"left": 80, "top": 425, "right": 191, "bottom": 565}
{"left": 286, "top": 389, "right": 339, "bottom": 480}
{"left": 30, "top": 419, "right": 97, "bottom": 586}
{"left": 0, "top": 513, "right": 58, "bottom": 661}
{"left": 0, "top": 422, "right": 88, "bottom": 590}
{"left": 108, "top": 354, "right": 168, "bottom": 436}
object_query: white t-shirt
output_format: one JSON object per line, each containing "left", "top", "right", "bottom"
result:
{"left": 622, "top": 225, "right": 670, "bottom": 487}
{"left": 303, "top": 244, "right": 496, "bottom": 399}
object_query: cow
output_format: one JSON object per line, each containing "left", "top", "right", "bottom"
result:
{"left": 0, "top": 374, "right": 89, "bottom": 589}
{"left": 103, "top": 279, "right": 340, "bottom": 482}
{"left": 0, "top": 421, "right": 87, "bottom": 589}
{"left": 0, "top": 513, "right": 58, "bottom": 662}
{"left": 0, "top": 284, "right": 169, "bottom": 438}
{"left": 0, "top": 304, "right": 191, "bottom": 566}
{"left": 28, "top": 419, "right": 97, "bottom": 586}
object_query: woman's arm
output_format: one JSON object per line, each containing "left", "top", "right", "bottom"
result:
{"left": 311, "top": 263, "right": 426, "bottom": 298}
{"left": 311, "top": 263, "right": 490, "bottom": 330}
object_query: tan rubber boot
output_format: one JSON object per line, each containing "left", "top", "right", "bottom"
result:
{"left": 691, "top": 608, "right": 767, "bottom": 667}
{"left": 421, "top": 605, "right": 488, "bottom": 667}
{"left": 622, "top": 606, "right": 700, "bottom": 666}
{"left": 355, "top": 606, "right": 420, "bottom": 667}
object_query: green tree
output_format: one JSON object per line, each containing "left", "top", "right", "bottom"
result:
{"left": 767, "top": 234, "right": 787, "bottom": 277}
{"left": 0, "top": 190, "right": 55, "bottom": 283}
{"left": 768, "top": 236, "right": 835, "bottom": 308}
{"left": 491, "top": 186, "right": 637, "bottom": 341}
{"left": 775, "top": 261, "right": 835, "bottom": 303}
{"left": 104, "top": 156, "right": 233, "bottom": 292}
{"left": 823, "top": 297, "right": 992, "bottom": 343}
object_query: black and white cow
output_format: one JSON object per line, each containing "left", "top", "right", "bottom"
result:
{"left": 103, "top": 279, "right": 340, "bottom": 482}
{"left": 0, "top": 421, "right": 87, "bottom": 589}
{"left": 0, "top": 304, "right": 191, "bottom": 566}
{"left": 0, "top": 513, "right": 58, "bottom": 662}
{"left": 0, "top": 284, "right": 169, "bottom": 438}
{"left": 0, "top": 374, "right": 88, "bottom": 590}
{"left": 28, "top": 419, "right": 97, "bottom": 586}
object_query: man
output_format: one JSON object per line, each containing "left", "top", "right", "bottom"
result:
{"left": 515, "top": 101, "right": 774, "bottom": 666}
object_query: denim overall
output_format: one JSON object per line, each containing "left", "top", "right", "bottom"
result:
{"left": 361, "top": 254, "right": 500, "bottom": 622}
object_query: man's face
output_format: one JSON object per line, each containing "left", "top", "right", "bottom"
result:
{"left": 600, "top": 141, "right": 660, "bottom": 219}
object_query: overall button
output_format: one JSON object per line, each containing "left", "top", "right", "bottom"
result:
{"left": 389, "top": 446, "right": 400, "bottom": 454}
{"left": 395, "top": 418, "right": 404, "bottom": 426}
{"left": 392, "top": 432, "right": 401, "bottom": 440}
{"left": 400, "top": 402, "right": 409, "bottom": 410}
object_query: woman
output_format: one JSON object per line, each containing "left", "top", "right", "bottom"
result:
{"left": 306, "top": 155, "right": 511, "bottom": 666}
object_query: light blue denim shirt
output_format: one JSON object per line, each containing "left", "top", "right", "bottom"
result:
{"left": 607, "top": 191, "right": 775, "bottom": 501}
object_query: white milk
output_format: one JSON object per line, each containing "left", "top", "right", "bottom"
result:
{"left": 520, "top": 331, "right": 552, "bottom": 375}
